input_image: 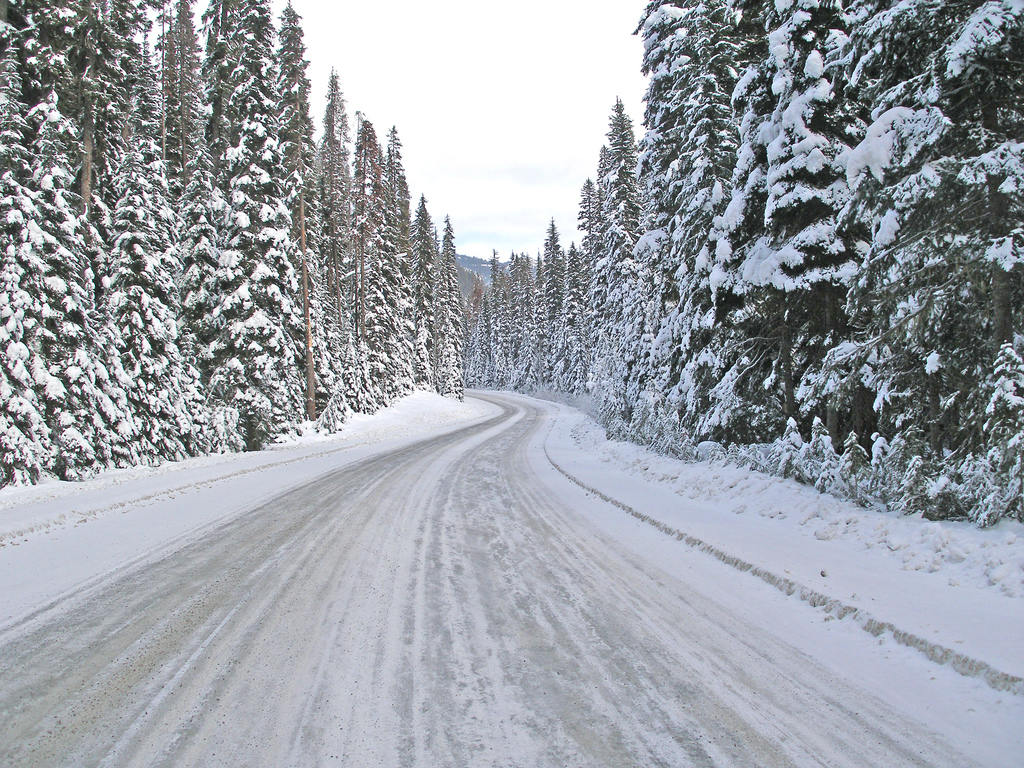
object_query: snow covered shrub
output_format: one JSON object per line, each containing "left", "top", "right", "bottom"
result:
{"left": 208, "top": 405, "right": 244, "bottom": 454}
{"left": 316, "top": 389, "right": 352, "bottom": 434}
{"left": 804, "top": 418, "right": 844, "bottom": 495}
{"left": 840, "top": 432, "right": 871, "bottom": 503}
{"left": 954, "top": 454, "right": 1007, "bottom": 528}
{"left": 620, "top": 394, "right": 698, "bottom": 462}
{"left": 868, "top": 433, "right": 891, "bottom": 499}
{"left": 726, "top": 441, "right": 772, "bottom": 476}
{"left": 776, "top": 419, "right": 806, "bottom": 482}
{"left": 981, "top": 344, "right": 1024, "bottom": 523}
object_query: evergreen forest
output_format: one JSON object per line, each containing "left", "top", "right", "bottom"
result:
{"left": 464, "top": 0, "right": 1023, "bottom": 526}
{"left": 0, "top": 0, "right": 465, "bottom": 485}
{"left": 0, "top": 0, "right": 1020, "bottom": 529}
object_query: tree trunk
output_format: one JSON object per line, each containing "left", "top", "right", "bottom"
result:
{"left": 852, "top": 383, "right": 876, "bottom": 451}
{"left": 781, "top": 310, "right": 796, "bottom": 421}
{"left": 177, "top": 1, "right": 189, "bottom": 171}
{"left": 207, "top": 0, "right": 231, "bottom": 171}
{"left": 357, "top": 238, "right": 366, "bottom": 342}
{"left": 823, "top": 286, "right": 840, "bottom": 444}
{"left": 81, "top": 106, "right": 94, "bottom": 219}
{"left": 0, "top": 0, "right": 8, "bottom": 64}
{"left": 984, "top": 101, "right": 1014, "bottom": 346}
{"left": 299, "top": 192, "right": 316, "bottom": 420}
{"left": 928, "top": 376, "right": 942, "bottom": 456}
{"left": 160, "top": 4, "right": 167, "bottom": 165}
{"left": 991, "top": 252, "right": 1013, "bottom": 347}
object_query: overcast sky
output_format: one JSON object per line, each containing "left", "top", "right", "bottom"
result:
{"left": 270, "top": 0, "right": 649, "bottom": 259}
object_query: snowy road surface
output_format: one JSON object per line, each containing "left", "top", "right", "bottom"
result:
{"left": 0, "top": 394, "right": 1009, "bottom": 767}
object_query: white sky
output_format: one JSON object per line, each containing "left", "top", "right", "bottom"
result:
{"left": 270, "top": 0, "right": 649, "bottom": 259}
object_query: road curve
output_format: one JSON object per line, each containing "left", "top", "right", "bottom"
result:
{"left": 0, "top": 394, "right": 979, "bottom": 767}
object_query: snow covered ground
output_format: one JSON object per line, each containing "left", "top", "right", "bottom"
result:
{"left": 524, "top": 391, "right": 1023, "bottom": 765}
{"left": 0, "top": 390, "right": 1020, "bottom": 767}
{"left": 0, "top": 392, "right": 498, "bottom": 626}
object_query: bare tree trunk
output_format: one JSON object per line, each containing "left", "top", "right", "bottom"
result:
{"left": 81, "top": 104, "right": 94, "bottom": 219}
{"left": 207, "top": 0, "right": 230, "bottom": 172}
{"left": 160, "top": 3, "right": 167, "bottom": 165}
{"left": 178, "top": 0, "right": 189, "bottom": 169}
{"left": 780, "top": 311, "right": 796, "bottom": 421}
{"left": 928, "top": 376, "right": 942, "bottom": 456}
{"left": 299, "top": 192, "right": 316, "bottom": 420}
{"left": 984, "top": 101, "right": 1014, "bottom": 346}
{"left": 824, "top": 287, "right": 840, "bottom": 444}
{"left": 992, "top": 265, "right": 1013, "bottom": 346}
{"left": 79, "top": 0, "right": 97, "bottom": 218}
{"left": 357, "top": 235, "right": 366, "bottom": 343}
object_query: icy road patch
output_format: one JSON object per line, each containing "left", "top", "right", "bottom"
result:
{"left": 0, "top": 391, "right": 1019, "bottom": 767}
{"left": 0, "top": 392, "right": 497, "bottom": 626}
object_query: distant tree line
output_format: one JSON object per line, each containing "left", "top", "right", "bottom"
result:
{"left": 0, "top": 0, "right": 463, "bottom": 486}
{"left": 464, "top": 223, "right": 591, "bottom": 396}
{"left": 465, "top": 0, "right": 1022, "bottom": 525}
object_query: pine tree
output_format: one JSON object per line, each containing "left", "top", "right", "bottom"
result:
{"left": 631, "top": 0, "right": 741, "bottom": 439}
{"left": 208, "top": 0, "right": 303, "bottom": 450}
{"left": 351, "top": 116, "right": 384, "bottom": 349}
{"left": 984, "top": 344, "right": 1024, "bottom": 522}
{"left": 315, "top": 69, "right": 351, "bottom": 335}
{"left": 352, "top": 116, "right": 403, "bottom": 406}
{"left": 28, "top": 93, "right": 124, "bottom": 479}
{"left": 487, "top": 256, "right": 507, "bottom": 389}
{"left": 561, "top": 242, "right": 591, "bottom": 395}
{"left": 313, "top": 69, "right": 352, "bottom": 412}
{"left": 201, "top": 0, "right": 237, "bottom": 175}
{"left": 381, "top": 126, "right": 416, "bottom": 394}
{"left": 14, "top": 0, "right": 73, "bottom": 109}
{"left": 831, "top": 0, "right": 1023, "bottom": 462}
{"left": 106, "top": 117, "right": 199, "bottom": 462}
{"left": 434, "top": 217, "right": 464, "bottom": 398}
{"left": 277, "top": 0, "right": 318, "bottom": 419}
{"left": 384, "top": 127, "right": 412, "bottom": 257}
{"left": 709, "top": 0, "right": 860, "bottom": 444}
{"left": 576, "top": 177, "right": 601, "bottom": 391}
{"left": 521, "top": 252, "right": 540, "bottom": 389}
{"left": 410, "top": 195, "right": 436, "bottom": 388}
{"left": 590, "top": 99, "right": 644, "bottom": 431}
{"left": 63, "top": 0, "right": 150, "bottom": 219}
{"left": 475, "top": 251, "right": 505, "bottom": 387}
{"left": 178, "top": 123, "right": 223, "bottom": 374}
{"left": 540, "top": 220, "right": 565, "bottom": 388}
{"left": 462, "top": 272, "right": 488, "bottom": 387}
{"left": 578, "top": 177, "right": 601, "bottom": 266}
{"left": 157, "top": 0, "right": 201, "bottom": 192}
{"left": 0, "top": 47, "right": 51, "bottom": 484}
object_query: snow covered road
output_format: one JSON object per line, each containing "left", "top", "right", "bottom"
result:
{"left": 0, "top": 394, "right": 1010, "bottom": 766}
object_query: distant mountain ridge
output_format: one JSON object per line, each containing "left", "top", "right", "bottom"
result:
{"left": 455, "top": 253, "right": 502, "bottom": 298}
{"left": 456, "top": 254, "right": 492, "bottom": 283}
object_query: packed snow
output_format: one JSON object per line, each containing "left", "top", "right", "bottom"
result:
{"left": 1, "top": 391, "right": 1020, "bottom": 767}
{"left": 0, "top": 392, "right": 497, "bottom": 626}
{"left": 524, "top": 392, "right": 1022, "bottom": 766}
{"left": 536, "top": 392, "right": 1023, "bottom": 673}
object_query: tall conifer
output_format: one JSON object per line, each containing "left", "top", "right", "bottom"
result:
{"left": 208, "top": 0, "right": 303, "bottom": 449}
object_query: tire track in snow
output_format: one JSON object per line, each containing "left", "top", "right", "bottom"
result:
{"left": 0, "top": 395, "right": 988, "bottom": 767}
{"left": 537, "top": 401, "right": 1023, "bottom": 696}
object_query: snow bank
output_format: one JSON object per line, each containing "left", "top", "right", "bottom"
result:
{"left": 0, "top": 392, "right": 486, "bottom": 548}
{"left": 570, "top": 420, "right": 1023, "bottom": 598}
{"left": 538, "top": 397, "right": 1024, "bottom": 690}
